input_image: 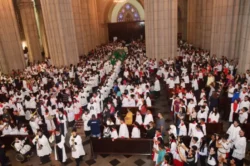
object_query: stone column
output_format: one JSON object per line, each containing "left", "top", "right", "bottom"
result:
{"left": 72, "top": 0, "right": 100, "bottom": 56}
{"left": 40, "top": 0, "right": 79, "bottom": 66}
{"left": 145, "top": 0, "right": 178, "bottom": 60}
{"left": 0, "top": 0, "right": 25, "bottom": 74}
{"left": 210, "top": 0, "right": 240, "bottom": 59}
{"left": 35, "top": 0, "right": 49, "bottom": 58}
{"left": 187, "top": 0, "right": 213, "bottom": 50}
{"left": 237, "top": 0, "right": 250, "bottom": 73}
{"left": 18, "top": 0, "right": 42, "bottom": 63}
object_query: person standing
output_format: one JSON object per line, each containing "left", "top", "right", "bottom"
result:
{"left": 57, "top": 109, "right": 68, "bottom": 136}
{"left": 53, "top": 130, "right": 67, "bottom": 165}
{"left": 82, "top": 110, "right": 91, "bottom": 137}
{"left": 87, "top": 115, "right": 101, "bottom": 138}
{"left": 0, "top": 143, "right": 8, "bottom": 166}
{"left": 69, "top": 129, "right": 85, "bottom": 166}
{"left": 32, "top": 130, "right": 52, "bottom": 164}
{"left": 232, "top": 129, "right": 246, "bottom": 166}
{"left": 154, "top": 77, "right": 161, "bottom": 98}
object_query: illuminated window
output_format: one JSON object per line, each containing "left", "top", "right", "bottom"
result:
{"left": 117, "top": 3, "right": 141, "bottom": 22}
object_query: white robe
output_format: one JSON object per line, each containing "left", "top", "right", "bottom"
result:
{"left": 131, "top": 127, "right": 140, "bottom": 138}
{"left": 111, "top": 130, "right": 118, "bottom": 139}
{"left": 69, "top": 135, "right": 85, "bottom": 158}
{"left": 135, "top": 114, "right": 143, "bottom": 125}
{"left": 32, "top": 135, "right": 52, "bottom": 157}
{"left": 82, "top": 113, "right": 91, "bottom": 131}
{"left": 119, "top": 123, "right": 129, "bottom": 138}
{"left": 44, "top": 114, "right": 56, "bottom": 131}
{"left": 178, "top": 123, "right": 187, "bottom": 136}
{"left": 143, "top": 114, "right": 154, "bottom": 125}
{"left": 226, "top": 124, "right": 241, "bottom": 142}
{"left": 54, "top": 134, "right": 67, "bottom": 162}
{"left": 29, "top": 120, "right": 40, "bottom": 134}
{"left": 232, "top": 136, "right": 246, "bottom": 160}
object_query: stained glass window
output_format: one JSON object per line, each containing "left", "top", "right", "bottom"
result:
{"left": 117, "top": 3, "right": 141, "bottom": 22}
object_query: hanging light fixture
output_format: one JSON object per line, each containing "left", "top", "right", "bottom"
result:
{"left": 114, "top": 0, "right": 126, "bottom": 3}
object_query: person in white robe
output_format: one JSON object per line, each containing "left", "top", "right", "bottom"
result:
{"left": 51, "top": 130, "right": 67, "bottom": 164}
{"left": 69, "top": 129, "right": 85, "bottom": 166}
{"left": 44, "top": 110, "right": 56, "bottom": 132}
{"left": 82, "top": 110, "right": 91, "bottom": 137}
{"left": 135, "top": 111, "right": 143, "bottom": 125}
{"left": 188, "top": 120, "right": 197, "bottom": 136}
{"left": 178, "top": 120, "right": 187, "bottom": 136}
{"left": 57, "top": 110, "right": 68, "bottom": 136}
{"left": 154, "top": 77, "right": 161, "bottom": 98}
{"left": 19, "top": 125, "right": 28, "bottom": 135}
{"left": 131, "top": 122, "right": 141, "bottom": 138}
{"left": 14, "top": 137, "right": 31, "bottom": 155}
{"left": 144, "top": 110, "right": 154, "bottom": 126}
{"left": 238, "top": 107, "right": 248, "bottom": 124}
{"left": 208, "top": 109, "right": 220, "bottom": 123}
{"left": 168, "top": 125, "right": 177, "bottom": 138}
{"left": 191, "top": 125, "right": 204, "bottom": 143}
{"left": 232, "top": 129, "right": 246, "bottom": 165}
{"left": 32, "top": 130, "right": 52, "bottom": 164}
{"left": 87, "top": 100, "right": 97, "bottom": 117}
{"left": 2, "top": 124, "right": 12, "bottom": 135}
{"left": 111, "top": 126, "right": 119, "bottom": 141}
{"left": 227, "top": 120, "right": 241, "bottom": 142}
{"left": 118, "top": 119, "right": 129, "bottom": 138}
{"left": 65, "top": 104, "right": 75, "bottom": 127}
{"left": 29, "top": 117, "right": 40, "bottom": 134}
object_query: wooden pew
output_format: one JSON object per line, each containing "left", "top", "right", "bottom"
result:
{"left": 90, "top": 137, "right": 153, "bottom": 156}
{"left": 184, "top": 122, "right": 224, "bottom": 136}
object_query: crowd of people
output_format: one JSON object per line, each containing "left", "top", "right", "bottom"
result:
{"left": 0, "top": 39, "right": 249, "bottom": 166}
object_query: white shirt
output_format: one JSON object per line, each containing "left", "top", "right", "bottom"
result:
{"left": 144, "top": 114, "right": 154, "bottom": 125}
{"left": 131, "top": 127, "right": 140, "bottom": 138}
{"left": 119, "top": 123, "right": 129, "bottom": 138}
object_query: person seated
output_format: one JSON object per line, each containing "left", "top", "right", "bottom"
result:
{"left": 111, "top": 126, "right": 118, "bottom": 141}
{"left": 14, "top": 137, "right": 31, "bottom": 155}
{"left": 0, "top": 120, "right": 6, "bottom": 131}
{"left": 2, "top": 123, "right": 12, "bottom": 135}
{"left": 103, "top": 124, "right": 111, "bottom": 138}
{"left": 135, "top": 111, "right": 143, "bottom": 125}
{"left": 10, "top": 125, "right": 19, "bottom": 135}
{"left": 19, "top": 124, "right": 28, "bottom": 135}
{"left": 131, "top": 122, "right": 140, "bottom": 138}
{"left": 144, "top": 110, "right": 154, "bottom": 126}
{"left": 125, "top": 109, "right": 133, "bottom": 125}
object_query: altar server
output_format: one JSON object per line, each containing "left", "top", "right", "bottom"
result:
{"left": 227, "top": 120, "right": 241, "bottom": 142}
{"left": 32, "top": 130, "right": 52, "bottom": 164}
{"left": 69, "top": 129, "right": 85, "bottom": 166}
{"left": 57, "top": 109, "right": 68, "bottom": 136}
{"left": 51, "top": 130, "right": 67, "bottom": 164}
{"left": 232, "top": 129, "right": 246, "bottom": 166}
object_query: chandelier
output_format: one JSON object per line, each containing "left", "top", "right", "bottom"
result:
{"left": 114, "top": 0, "right": 126, "bottom": 3}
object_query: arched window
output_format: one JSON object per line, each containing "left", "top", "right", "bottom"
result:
{"left": 117, "top": 3, "right": 141, "bottom": 22}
